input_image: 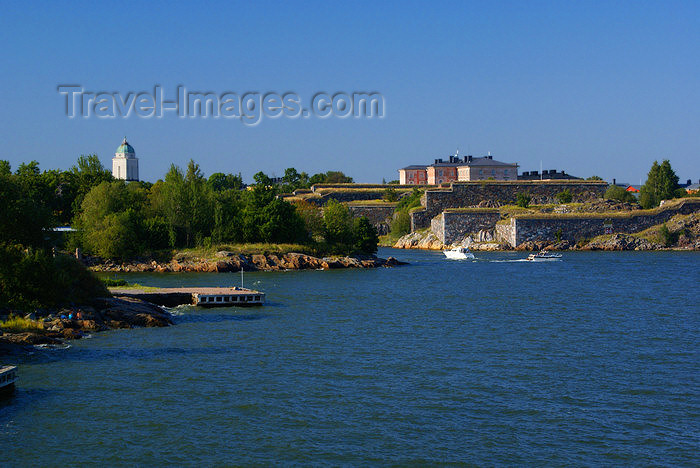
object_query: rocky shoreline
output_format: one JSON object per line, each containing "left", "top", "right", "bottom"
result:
{"left": 86, "top": 252, "right": 407, "bottom": 273}
{"left": 0, "top": 296, "right": 173, "bottom": 355}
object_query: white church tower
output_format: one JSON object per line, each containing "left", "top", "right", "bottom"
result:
{"left": 112, "top": 137, "right": 139, "bottom": 181}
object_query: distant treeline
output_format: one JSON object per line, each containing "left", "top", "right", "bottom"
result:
{"left": 0, "top": 156, "right": 375, "bottom": 260}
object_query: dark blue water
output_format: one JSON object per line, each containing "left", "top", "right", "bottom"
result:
{"left": 2, "top": 249, "right": 699, "bottom": 465}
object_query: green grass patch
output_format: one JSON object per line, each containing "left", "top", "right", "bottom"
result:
{"left": 0, "top": 314, "right": 45, "bottom": 333}
{"left": 346, "top": 200, "right": 398, "bottom": 206}
{"left": 107, "top": 283, "right": 162, "bottom": 292}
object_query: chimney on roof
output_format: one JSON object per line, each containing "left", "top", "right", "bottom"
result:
{"left": 467, "top": 155, "right": 473, "bottom": 163}
{"left": 488, "top": 155, "right": 493, "bottom": 159}
{"left": 613, "top": 178, "right": 616, "bottom": 185}
{"left": 434, "top": 159, "right": 438, "bottom": 164}
{"left": 688, "top": 179, "right": 692, "bottom": 185}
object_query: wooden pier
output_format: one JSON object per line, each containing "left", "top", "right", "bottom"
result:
{"left": 109, "top": 287, "right": 265, "bottom": 307}
{"left": 0, "top": 365, "right": 18, "bottom": 396}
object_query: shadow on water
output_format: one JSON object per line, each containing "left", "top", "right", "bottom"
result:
{"left": 0, "top": 387, "right": 57, "bottom": 423}
{"left": 20, "top": 345, "right": 237, "bottom": 365}
{"left": 174, "top": 312, "right": 271, "bottom": 325}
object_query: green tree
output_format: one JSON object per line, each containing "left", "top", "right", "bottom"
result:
{"left": 260, "top": 198, "right": 307, "bottom": 243}
{"left": 309, "top": 171, "right": 354, "bottom": 185}
{"left": 586, "top": 175, "right": 603, "bottom": 180}
{"left": 212, "top": 189, "right": 243, "bottom": 243}
{"left": 323, "top": 171, "right": 354, "bottom": 183}
{"left": 70, "top": 154, "right": 113, "bottom": 216}
{"left": 76, "top": 181, "right": 148, "bottom": 258}
{"left": 0, "top": 171, "right": 54, "bottom": 248}
{"left": 253, "top": 171, "right": 273, "bottom": 187}
{"left": 0, "top": 160, "right": 10, "bottom": 176}
{"left": 294, "top": 199, "right": 324, "bottom": 240}
{"left": 282, "top": 167, "right": 301, "bottom": 187}
{"left": 353, "top": 217, "right": 379, "bottom": 254}
{"left": 322, "top": 199, "right": 354, "bottom": 245}
{"left": 208, "top": 172, "right": 243, "bottom": 192}
{"left": 639, "top": 160, "right": 679, "bottom": 208}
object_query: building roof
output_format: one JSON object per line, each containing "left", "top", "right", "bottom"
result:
{"left": 429, "top": 162, "right": 463, "bottom": 167}
{"left": 460, "top": 156, "right": 517, "bottom": 167}
{"left": 116, "top": 137, "right": 135, "bottom": 154}
{"left": 686, "top": 183, "right": 700, "bottom": 191}
{"left": 400, "top": 165, "right": 428, "bottom": 171}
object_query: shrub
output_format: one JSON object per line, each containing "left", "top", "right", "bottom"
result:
{"left": 658, "top": 224, "right": 677, "bottom": 247}
{"left": 383, "top": 187, "right": 399, "bottom": 202}
{"left": 0, "top": 244, "right": 109, "bottom": 311}
{"left": 556, "top": 189, "right": 573, "bottom": 204}
{"left": 674, "top": 188, "right": 689, "bottom": 198}
{"left": 101, "top": 278, "right": 129, "bottom": 287}
{"left": 604, "top": 185, "right": 637, "bottom": 203}
{"left": 516, "top": 193, "right": 531, "bottom": 208}
{"left": 390, "top": 210, "right": 411, "bottom": 236}
{"left": 396, "top": 188, "right": 423, "bottom": 211}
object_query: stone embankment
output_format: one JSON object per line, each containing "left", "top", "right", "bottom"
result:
{"left": 394, "top": 209, "right": 700, "bottom": 251}
{"left": 394, "top": 230, "right": 506, "bottom": 251}
{"left": 87, "top": 252, "right": 406, "bottom": 273}
{"left": 0, "top": 296, "right": 173, "bottom": 354}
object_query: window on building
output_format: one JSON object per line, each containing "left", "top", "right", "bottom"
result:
{"left": 438, "top": 170, "right": 443, "bottom": 176}
{"left": 492, "top": 170, "right": 495, "bottom": 175}
{"left": 479, "top": 169, "right": 483, "bottom": 175}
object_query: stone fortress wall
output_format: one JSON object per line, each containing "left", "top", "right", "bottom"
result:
{"left": 411, "top": 180, "right": 608, "bottom": 230}
{"left": 495, "top": 198, "right": 700, "bottom": 247}
{"left": 348, "top": 205, "right": 396, "bottom": 235}
{"left": 431, "top": 211, "right": 502, "bottom": 245}
{"left": 429, "top": 198, "right": 700, "bottom": 247}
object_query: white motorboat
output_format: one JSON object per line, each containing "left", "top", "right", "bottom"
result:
{"left": 526, "top": 250, "right": 562, "bottom": 261}
{"left": 443, "top": 247, "right": 475, "bottom": 260}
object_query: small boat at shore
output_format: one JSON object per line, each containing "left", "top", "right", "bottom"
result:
{"left": 526, "top": 250, "right": 562, "bottom": 261}
{"left": 0, "top": 365, "right": 18, "bottom": 396}
{"left": 443, "top": 247, "right": 475, "bottom": 260}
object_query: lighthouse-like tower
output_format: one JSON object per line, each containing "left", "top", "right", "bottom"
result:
{"left": 112, "top": 137, "right": 139, "bottom": 181}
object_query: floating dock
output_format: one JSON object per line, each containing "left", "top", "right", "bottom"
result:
{"left": 109, "top": 287, "right": 265, "bottom": 307}
{"left": 0, "top": 365, "right": 18, "bottom": 396}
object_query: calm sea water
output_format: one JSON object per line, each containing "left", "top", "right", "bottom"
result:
{"left": 2, "top": 248, "right": 699, "bottom": 466}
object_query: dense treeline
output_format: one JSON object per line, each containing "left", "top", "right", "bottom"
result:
{"left": 0, "top": 157, "right": 109, "bottom": 311}
{"left": 75, "top": 160, "right": 375, "bottom": 259}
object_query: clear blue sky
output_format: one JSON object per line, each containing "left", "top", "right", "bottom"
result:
{"left": 1, "top": 1, "right": 698, "bottom": 184}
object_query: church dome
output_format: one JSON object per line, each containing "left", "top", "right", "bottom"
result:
{"left": 116, "top": 137, "right": 135, "bottom": 154}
